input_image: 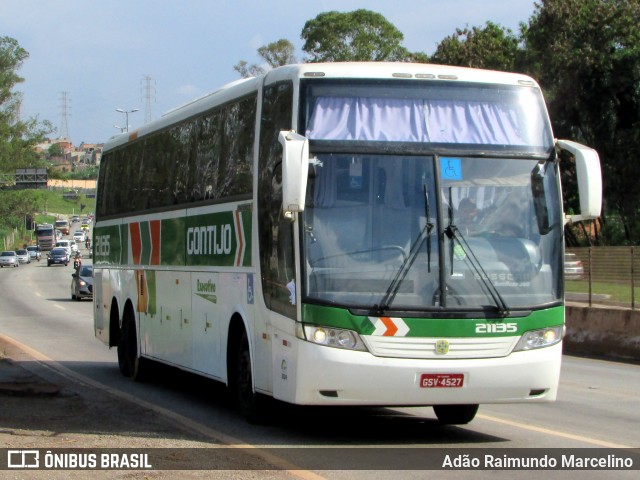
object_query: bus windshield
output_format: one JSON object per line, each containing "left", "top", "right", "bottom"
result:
{"left": 302, "top": 153, "right": 562, "bottom": 313}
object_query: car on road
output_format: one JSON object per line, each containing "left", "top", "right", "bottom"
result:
{"left": 73, "top": 230, "right": 86, "bottom": 243}
{"left": 15, "top": 249, "right": 31, "bottom": 264}
{"left": 47, "top": 247, "right": 69, "bottom": 266}
{"left": 565, "top": 253, "right": 584, "bottom": 280}
{"left": 56, "top": 239, "right": 77, "bottom": 257}
{"left": 71, "top": 264, "right": 93, "bottom": 300}
{"left": 71, "top": 215, "right": 80, "bottom": 223}
{"left": 0, "top": 251, "right": 19, "bottom": 268}
{"left": 80, "top": 220, "right": 90, "bottom": 231}
{"left": 26, "top": 245, "right": 42, "bottom": 261}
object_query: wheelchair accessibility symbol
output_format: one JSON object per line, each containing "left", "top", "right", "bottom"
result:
{"left": 440, "top": 157, "right": 462, "bottom": 180}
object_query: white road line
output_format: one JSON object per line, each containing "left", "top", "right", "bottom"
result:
{"left": 477, "top": 413, "right": 633, "bottom": 448}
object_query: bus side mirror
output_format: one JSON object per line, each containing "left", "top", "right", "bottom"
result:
{"left": 531, "top": 163, "right": 551, "bottom": 235}
{"left": 278, "top": 130, "right": 310, "bottom": 219}
{"left": 556, "top": 140, "right": 602, "bottom": 223}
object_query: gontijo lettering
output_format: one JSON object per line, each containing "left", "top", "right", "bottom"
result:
{"left": 187, "top": 224, "right": 232, "bottom": 255}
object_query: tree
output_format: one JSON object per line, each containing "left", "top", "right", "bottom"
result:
{"left": 0, "top": 36, "right": 53, "bottom": 235}
{"left": 0, "top": 189, "right": 39, "bottom": 229}
{"left": 523, "top": 0, "right": 640, "bottom": 244}
{"left": 234, "top": 39, "right": 297, "bottom": 78}
{"left": 431, "top": 21, "right": 521, "bottom": 71}
{"left": 301, "top": 10, "right": 417, "bottom": 62}
{"left": 47, "top": 142, "right": 64, "bottom": 159}
{"left": 0, "top": 36, "right": 53, "bottom": 172}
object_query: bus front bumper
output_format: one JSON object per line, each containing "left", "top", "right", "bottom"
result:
{"left": 271, "top": 340, "right": 562, "bottom": 406}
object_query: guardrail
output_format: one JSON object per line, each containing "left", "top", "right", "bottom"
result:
{"left": 565, "top": 246, "right": 639, "bottom": 310}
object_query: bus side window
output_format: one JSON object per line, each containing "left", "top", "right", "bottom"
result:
{"left": 258, "top": 81, "right": 296, "bottom": 319}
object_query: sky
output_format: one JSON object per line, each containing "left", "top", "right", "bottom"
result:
{"left": 1, "top": 0, "right": 539, "bottom": 146}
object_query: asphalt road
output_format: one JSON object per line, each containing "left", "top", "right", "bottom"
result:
{"left": 0, "top": 234, "right": 639, "bottom": 479}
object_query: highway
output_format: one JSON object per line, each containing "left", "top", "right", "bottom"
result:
{"left": 0, "top": 237, "right": 638, "bottom": 479}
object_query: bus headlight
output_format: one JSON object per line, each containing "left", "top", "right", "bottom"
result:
{"left": 514, "top": 326, "right": 564, "bottom": 351}
{"left": 300, "top": 325, "right": 367, "bottom": 351}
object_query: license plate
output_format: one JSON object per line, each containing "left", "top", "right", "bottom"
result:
{"left": 420, "top": 373, "right": 464, "bottom": 388}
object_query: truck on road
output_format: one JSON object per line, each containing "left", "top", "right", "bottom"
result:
{"left": 54, "top": 218, "right": 70, "bottom": 236}
{"left": 35, "top": 224, "right": 56, "bottom": 251}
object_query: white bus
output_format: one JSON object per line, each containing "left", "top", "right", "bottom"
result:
{"left": 94, "top": 63, "right": 601, "bottom": 424}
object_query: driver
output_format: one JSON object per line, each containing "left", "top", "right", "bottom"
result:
{"left": 456, "top": 198, "right": 480, "bottom": 234}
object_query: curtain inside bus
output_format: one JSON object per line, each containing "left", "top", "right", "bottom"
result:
{"left": 305, "top": 96, "right": 544, "bottom": 147}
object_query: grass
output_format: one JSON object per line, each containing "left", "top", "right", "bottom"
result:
{"left": 35, "top": 190, "right": 95, "bottom": 219}
{"left": 566, "top": 279, "right": 640, "bottom": 305}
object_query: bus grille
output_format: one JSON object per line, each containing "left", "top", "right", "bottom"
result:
{"left": 362, "top": 335, "right": 518, "bottom": 359}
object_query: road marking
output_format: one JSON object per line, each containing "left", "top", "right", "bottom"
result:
{"left": 53, "top": 304, "right": 65, "bottom": 310}
{"left": 0, "top": 334, "right": 325, "bottom": 480}
{"left": 477, "top": 413, "right": 633, "bottom": 448}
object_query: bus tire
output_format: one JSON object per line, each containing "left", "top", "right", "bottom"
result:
{"left": 433, "top": 404, "right": 479, "bottom": 424}
{"left": 117, "top": 309, "right": 149, "bottom": 381}
{"left": 230, "top": 327, "right": 269, "bottom": 423}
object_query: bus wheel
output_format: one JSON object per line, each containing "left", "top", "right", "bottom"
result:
{"left": 232, "top": 329, "right": 269, "bottom": 423}
{"left": 433, "top": 404, "right": 479, "bottom": 425}
{"left": 117, "top": 313, "right": 148, "bottom": 381}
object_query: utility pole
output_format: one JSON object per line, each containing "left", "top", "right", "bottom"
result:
{"left": 141, "top": 74, "right": 156, "bottom": 124}
{"left": 59, "top": 91, "right": 71, "bottom": 140}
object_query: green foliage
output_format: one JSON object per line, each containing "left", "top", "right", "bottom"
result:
{"left": 46, "top": 143, "right": 64, "bottom": 158}
{"left": 301, "top": 9, "right": 414, "bottom": 62}
{"left": 234, "top": 39, "right": 297, "bottom": 78}
{"left": 0, "top": 36, "right": 56, "bottom": 237}
{"left": 257, "top": 39, "right": 297, "bottom": 68}
{"left": 0, "top": 36, "right": 54, "bottom": 173}
{"left": 523, "top": 0, "right": 640, "bottom": 243}
{"left": 431, "top": 21, "right": 521, "bottom": 71}
{"left": 0, "top": 190, "right": 38, "bottom": 229}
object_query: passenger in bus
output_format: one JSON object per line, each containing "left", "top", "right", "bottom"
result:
{"left": 456, "top": 198, "right": 480, "bottom": 234}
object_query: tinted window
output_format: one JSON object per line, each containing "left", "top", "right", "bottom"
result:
{"left": 97, "top": 93, "right": 257, "bottom": 218}
{"left": 257, "top": 81, "right": 295, "bottom": 318}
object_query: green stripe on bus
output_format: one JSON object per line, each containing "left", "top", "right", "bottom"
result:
{"left": 301, "top": 303, "right": 564, "bottom": 337}
{"left": 161, "top": 217, "right": 186, "bottom": 266}
{"left": 93, "top": 208, "right": 252, "bottom": 267}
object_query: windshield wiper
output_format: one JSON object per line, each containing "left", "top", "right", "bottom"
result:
{"left": 375, "top": 185, "right": 434, "bottom": 313}
{"left": 445, "top": 189, "right": 509, "bottom": 316}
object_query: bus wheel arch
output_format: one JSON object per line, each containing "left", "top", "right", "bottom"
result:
{"left": 117, "top": 299, "right": 148, "bottom": 381}
{"left": 108, "top": 297, "right": 120, "bottom": 348}
{"left": 226, "top": 314, "right": 269, "bottom": 422}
